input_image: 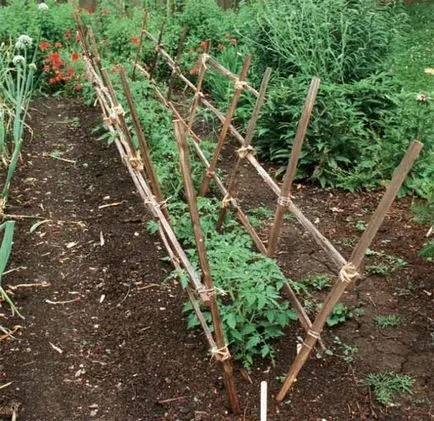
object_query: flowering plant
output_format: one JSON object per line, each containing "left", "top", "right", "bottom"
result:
{"left": 39, "top": 38, "right": 83, "bottom": 93}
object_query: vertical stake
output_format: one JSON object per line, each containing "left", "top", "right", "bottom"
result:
{"left": 174, "top": 120, "right": 241, "bottom": 415}
{"left": 149, "top": 19, "right": 166, "bottom": 80}
{"left": 166, "top": 25, "right": 189, "bottom": 100}
{"left": 216, "top": 67, "right": 272, "bottom": 230}
{"left": 118, "top": 65, "right": 169, "bottom": 219}
{"left": 267, "top": 78, "right": 320, "bottom": 256}
{"left": 260, "top": 381, "right": 267, "bottom": 421}
{"left": 187, "top": 44, "right": 211, "bottom": 130}
{"left": 131, "top": 10, "right": 148, "bottom": 80}
{"left": 198, "top": 54, "right": 253, "bottom": 196}
{"left": 276, "top": 140, "right": 423, "bottom": 402}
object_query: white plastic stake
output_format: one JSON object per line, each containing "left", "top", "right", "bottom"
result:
{"left": 260, "top": 381, "right": 267, "bottom": 421}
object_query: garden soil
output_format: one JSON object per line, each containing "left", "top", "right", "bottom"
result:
{"left": 0, "top": 98, "right": 432, "bottom": 420}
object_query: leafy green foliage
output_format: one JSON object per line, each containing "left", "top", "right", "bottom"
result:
{"left": 366, "top": 372, "right": 415, "bottom": 406}
{"left": 331, "top": 336, "right": 358, "bottom": 364}
{"left": 104, "top": 66, "right": 297, "bottom": 369}
{"left": 326, "top": 303, "right": 353, "bottom": 327}
{"left": 375, "top": 314, "right": 401, "bottom": 328}
{"left": 170, "top": 197, "right": 297, "bottom": 368}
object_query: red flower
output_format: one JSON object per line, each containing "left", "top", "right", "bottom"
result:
{"left": 55, "top": 71, "right": 65, "bottom": 81}
{"left": 111, "top": 65, "right": 119, "bottom": 73}
{"left": 71, "top": 52, "right": 80, "bottom": 62}
{"left": 48, "top": 53, "right": 65, "bottom": 69}
{"left": 131, "top": 36, "right": 139, "bottom": 46}
{"left": 87, "top": 8, "right": 94, "bottom": 14}
{"left": 190, "top": 65, "right": 200, "bottom": 76}
{"left": 66, "top": 67, "right": 74, "bottom": 77}
{"left": 230, "top": 38, "right": 237, "bottom": 45}
{"left": 65, "top": 30, "right": 71, "bottom": 41}
{"left": 200, "top": 40, "right": 208, "bottom": 49}
{"left": 43, "top": 65, "right": 50, "bottom": 72}
{"left": 74, "top": 84, "right": 83, "bottom": 91}
{"left": 217, "top": 43, "right": 225, "bottom": 51}
{"left": 55, "top": 42, "right": 63, "bottom": 49}
{"left": 101, "top": 8, "right": 110, "bottom": 15}
{"left": 75, "top": 32, "right": 81, "bottom": 42}
{"left": 39, "top": 41, "right": 51, "bottom": 51}
{"left": 48, "top": 77, "right": 57, "bottom": 84}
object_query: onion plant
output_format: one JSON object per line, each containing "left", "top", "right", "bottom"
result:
{"left": 0, "top": 220, "right": 23, "bottom": 335}
{"left": 0, "top": 35, "right": 36, "bottom": 213}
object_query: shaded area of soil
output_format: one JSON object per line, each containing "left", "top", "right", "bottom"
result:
{"left": 0, "top": 98, "right": 432, "bottom": 420}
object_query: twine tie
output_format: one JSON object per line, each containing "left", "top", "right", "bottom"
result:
{"left": 236, "top": 145, "right": 254, "bottom": 159}
{"left": 221, "top": 194, "right": 231, "bottom": 209}
{"left": 234, "top": 79, "right": 247, "bottom": 91}
{"left": 277, "top": 195, "right": 291, "bottom": 207}
{"left": 339, "top": 262, "right": 359, "bottom": 285}
{"left": 211, "top": 344, "right": 231, "bottom": 362}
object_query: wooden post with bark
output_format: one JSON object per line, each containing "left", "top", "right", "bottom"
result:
{"left": 174, "top": 120, "right": 241, "bottom": 415}
{"left": 267, "top": 78, "right": 320, "bottom": 256}
{"left": 199, "top": 54, "right": 252, "bottom": 196}
{"left": 276, "top": 140, "right": 424, "bottom": 402}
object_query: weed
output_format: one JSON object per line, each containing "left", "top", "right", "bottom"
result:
{"left": 365, "top": 250, "right": 408, "bottom": 276}
{"left": 332, "top": 336, "right": 358, "bottom": 364}
{"left": 366, "top": 263, "right": 392, "bottom": 276}
{"left": 396, "top": 278, "right": 415, "bottom": 296}
{"left": 353, "top": 220, "right": 367, "bottom": 232}
{"left": 375, "top": 314, "right": 401, "bottom": 328}
{"left": 303, "top": 274, "right": 330, "bottom": 291}
{"left": 325, "top": 303, "right": 353, "bottom": 327}
{"left": 366, "top": 372, "right": 414, "bottom": 406}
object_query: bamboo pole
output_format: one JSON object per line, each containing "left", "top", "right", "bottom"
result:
{"left": 74, "top": 14, "right": 90, "bottom": 57}
{"left": 132, "top": 64, "right": 267, "bottom": 254}
{"left": 133, "top": 63, "right": 346, "bottom": 269}
{"left": 100, "top": 68, "right": 137, "bottom": 156}
{"left": 166, "top": 24, "right": 189, "bottom": 100}
{"left": 131, "top": 10, "right": 148, "bottom": 80}
{"left": 187, "top": 46, "right": 210, "bottom": 130}
{"left": 267, "top": 78, "right": 320, "bottom": 257}
{"left": 118, "top": 65, "right": 169, "bottom": 219}
{"left": 157, "top": 222, "right": 217, "bottom": 350}
{"left": 276, "top": 140, "right": 424, "bottom": 402}
{"left": 78, "top": 42, "right": 211, "bottom": 305}
{"left": 149, "top": 19, "right": 166, "bottom": 80}
{"left": 174, "top": 120, "right": 241, "bottom": 415}
{"left": 199, "top": 54, "right": 252, "bottom": 196}
{"left": 216, "top": 67, "right": 272, "bottom": 230}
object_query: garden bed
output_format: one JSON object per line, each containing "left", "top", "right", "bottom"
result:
{"left": 0, "top": 98, "right": 431, "bottom": 420}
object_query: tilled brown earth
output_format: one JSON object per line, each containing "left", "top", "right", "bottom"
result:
{"left": 0, "top": 98, "right": 432, "bottom": 420}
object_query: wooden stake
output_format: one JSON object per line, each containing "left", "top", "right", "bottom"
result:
{"left": 166, "top": 25, "right": 189, "bottom": 100}
{"left": 276, "top": 140, "right": 423, "bottom": 402}
{"left": 187, "top": 47, "right": 210, "bottom": 130}
{"left": 131, "top": 10, "right": 148, "bottom": 80}
{"left": 133, "top": 62, "right": 346, "bottom": 267}
{"left": 118, "top": 65, "right": 169, "bottom": 219}
{"left": 199, "top": 54, "right": 252, "bottom": 196}
{"left": 174, "top": 120, "right": 241, "bottom": 415}
{"left": 149, "top": 19, "right": 166, "bottom": 80}
{"left": 100, "top": 68, "right": 137, "bottom": 156}
{"left": 216, "top": 67, "right": 272, "bottom": 230}
{"left": 267, "top": 78, "right": 320, "bottom": 256}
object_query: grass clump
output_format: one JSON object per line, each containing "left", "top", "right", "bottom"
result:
{"left": 366, "top": 372, "right": 415, "bottom": 406}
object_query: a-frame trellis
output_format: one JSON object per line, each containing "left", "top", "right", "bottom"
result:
{"left": 76, "top": 13, "right": 423, "bottom": 412}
